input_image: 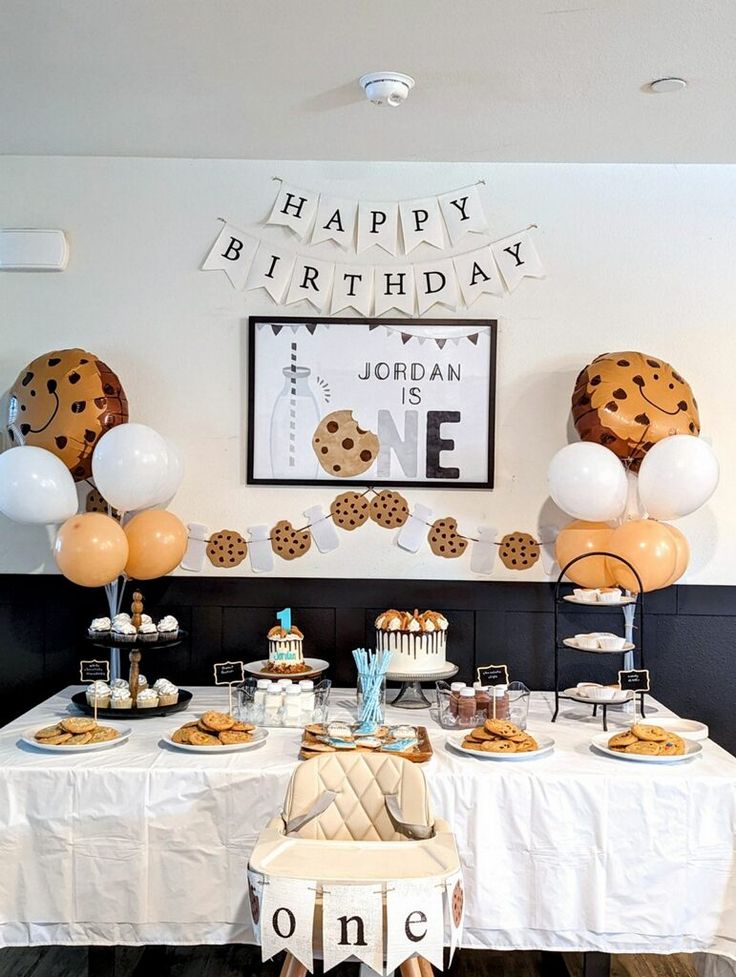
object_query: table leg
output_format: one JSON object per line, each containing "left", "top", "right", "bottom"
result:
{"left": 582, "top": 951, "right": 611, "bottom": 977}
{"left": 280, "top": 951, "right": 308, "bottom": 977}
{"left": 88, "top": 946, "right": 116, "bottom": 977}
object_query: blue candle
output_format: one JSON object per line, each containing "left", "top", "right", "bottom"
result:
{"left": 276, "top": 607, "right": 292, "bottom": 632}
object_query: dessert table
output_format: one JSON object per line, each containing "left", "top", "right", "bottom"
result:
{"left": 1, "top": 686, "right": 736, "bottom": 972}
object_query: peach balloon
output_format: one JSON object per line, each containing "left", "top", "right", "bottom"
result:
{"left": 555, "top": 520, "right": 617, "bottom": 588}
{"left": 605, "top": 519, "right": 679, "bottom": 593}
{"left": 124, "top": 509, "right": 188, "bottom": 581}
{"left": 663, "top": 523, "right": 690, "bottom": 586}
{"left": 54, "top": 513, "right": 129, "bottom": 587}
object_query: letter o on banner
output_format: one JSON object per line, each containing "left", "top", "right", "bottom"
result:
{"left": 272, "top": 907, "right": 296, "bottom": 940}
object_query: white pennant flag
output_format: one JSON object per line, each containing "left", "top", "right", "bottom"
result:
{"left": 331, "top": 264, "right": 374, "bottom": 316}
{"left": 201, "top": 223, "right": 258, "bottom": 289}
{"left": 357, "top": 201, "right": 399, "bottom": 255}
{"left": 438, "top": 184, "right": 488, "bottom": 246}
{"left": 444, "top": 872, "right": 465, "bottom": 965}
{"left": 399, "top": 196, "right": 445, "bottom": 253}
{"left": 374, "top": 264, "right": 415, "bottom": 316}
{"left": 268, "top": 182, "right": 319, "bottom": 240}
{"left": 286, "top": 256, "right": 335, "bottom": 311}
{"left": 247, "top": 869, "right": 264, "bottom": 942}
{"left": 414, "top": 258, "right": 459, "bottom": 315}
{"left": 491, "top": 229, "right": 545, "bottom": 291}
{"left": 260, "top": 877, "right": 316, "bottom": 970}
{"left": 321, "top": 884, "right": 383, "bottom": 974}
{"left": 385, "top": 880, "right": 445, "bottom": 973}
{"left": 311, "top": 195, "right": 357, "bottom": 249}
{"left": 246, "top": 244, "right": 296, "bottom": 303}
{"left": 453, "top": 246, "right": 505, "bottom": 305}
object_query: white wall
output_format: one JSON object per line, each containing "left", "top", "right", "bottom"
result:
{"left": 0, "top": 156, "right": 734, "bottom": 582}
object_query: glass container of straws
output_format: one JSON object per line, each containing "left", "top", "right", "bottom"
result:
{"left": 353, "top": 648, "right": 391, "bottom": 726}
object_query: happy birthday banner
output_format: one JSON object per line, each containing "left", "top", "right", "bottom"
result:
{"left": 201, "top": 179, "right": 545, "bottom": 315}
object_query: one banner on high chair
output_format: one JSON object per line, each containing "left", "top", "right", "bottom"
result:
{"left": 491, "top": 228, "right": 545, "bottom": 291}
{"left": 444, "top": 872, "right": 465, "bottom": 965}
{"left": 321, "top": 883, "right": 384, "bottom": 973}
{"left": 246, "top": 869, "right": 264, "bottom": 942}
{"left": 260, "top": 876, "right": 316, "bottom": 970}
{"left": 268, "top": 182, "right": 320, "bottom": 241}
{"left": 201, "top": 223, "right": 258, "bottom": 289}
{"left": 385, "top": 879, "right": 445, "bottom": 973}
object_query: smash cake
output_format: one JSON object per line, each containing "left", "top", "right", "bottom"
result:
{"left": 264, "top": 623, "right": 309, "bottom": 674}
{"left": 375, "top": 609, "right": 450, "bottom": 675}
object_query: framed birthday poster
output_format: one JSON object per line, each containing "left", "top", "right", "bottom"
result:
{"left": 247, "top": 316, "right": 497, "bottom": 488}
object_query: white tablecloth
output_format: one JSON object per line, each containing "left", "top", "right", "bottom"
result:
{"left": 1, "top": 687, "right": 736, "bottom": 962}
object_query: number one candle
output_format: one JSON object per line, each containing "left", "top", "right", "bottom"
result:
{"left": 276, "top": 607, "right": 292, "bottom": 632}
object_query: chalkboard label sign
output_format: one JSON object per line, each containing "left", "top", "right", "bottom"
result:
{"left": 618, "top": 668, "right": 650, "bottom": 693}
{"left": 213, "top": 661, "right": 246, "bottom": 686}
{"left": 476, "top": 664, "right": 510, "bottom": 687}
{"left": 80, "top": 659, "right": 110, "bottom": 683}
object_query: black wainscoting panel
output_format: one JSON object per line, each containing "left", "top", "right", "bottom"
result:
{"left": 1, "top": 574, "right": 736, "bottom": 753}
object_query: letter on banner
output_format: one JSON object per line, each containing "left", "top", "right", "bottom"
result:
{"left": 311, "top": 196, "right": 358, "bottom": 249}
{"left": 285, "top": 256, "right": 335, "bottom": 312}
{"left": 248, "top": 525, "right": 274, "bottom": 574}
{"left": 201, "top": 223, "right": 259, "bottom": 289}
{"left": 357, "top": 201, "right": 399, "bottom": 255}
{"left": 260, "top": 877, "right": 316, "bottom": 970}
{"left": 374, "top": 265, "right": 415, "bottom": 316}
{"left": 491, "top": 229, "right": 545, "bottom": 291}
{"left": 444, "top": 872, "right": 465, "bottom": 965}
{"left": 470, "top": 526, "right": 497, "bottom": 575}
{"left": 399, "top": 196, "right": 445, "bottom": 253}
{"left": 385, "top": 880, "right": 445, "bottom": 973}
{"left": 331, "top": 265, "right": 374, "bottom": 316}
{"left": 246, "top": 245, "right": 296, "bottom": 303}
{"left": 268, "top": 183, "right": 319, "bottom": 240}
{"left": 303, "top": 505, "right": 339, "bottom": 553}
{"left": 414, "top": 258, "right": 459, "bottom": 315}
{"left": 438, "top": 185, "right": 488, "bottom": 246}
{"left": 321, "top": 883, "right": 383, "bottom": 974}
{"left": 453, "top": 246, "right": 505, "bottom": 305}
{"left": 397, "top": 503, "right": 433, "bottom": 553}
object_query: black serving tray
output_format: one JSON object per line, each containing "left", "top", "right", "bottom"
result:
{"left": 71, "top": 688, "right": 193, "bottom": 720}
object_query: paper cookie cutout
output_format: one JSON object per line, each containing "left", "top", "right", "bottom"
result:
{"left": 499, "top": 532, "right": 540, "bottom": 570}
{"left": 207, "top": 530, "right": 248, "bottom": 568}
{"left": 312, "top": 409, "right": 379, "bottom": 477}
{"left": 330, "top": 491, "right": 370, "bottom": 531}
{"left": 428, "top": 517, "right": 468, "bottom": 558}
{"left": 85, "top": 486, "right": 119, "bottom": 518}
{"left": 369, "top": 489, "right": 409, "bottom": 529}
{"left": 452, "top": 880, "right": 464, "bottom": 927}
{"left": 271, "top": 520, "right": 312, "bottom": 560}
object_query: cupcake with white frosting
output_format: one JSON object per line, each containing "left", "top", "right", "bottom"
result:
{"left": 110, "top": 686, "right": 132, "bottom": 709}
{"left": 153, "top": 679, "right": 179, "bottom": 707}
{"left": 136, "top": 688, "right": 159, "bottom": 709}
{"left": 86, "top": 681, "right": 111, "bottom": 709}
{"left": 110, "top": 678, "right": 129, "bottom": 691}
{"left": 88, "top": 616, "right": 111, "bottom": 638}
{"left": 137, "top": 674, "right": 149, "bottom": 692}
{"left": 156, "top": 615, "right": 179, "bottom": 641}
{"left": 137, "top": 621, "right": 159, "bottom": 642}
{"left": 111, "top": 620, "right": 137, "bottom": 643}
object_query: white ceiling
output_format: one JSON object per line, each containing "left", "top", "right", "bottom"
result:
{"left": 2, "top": 0, "right": 735, "bottom": 162}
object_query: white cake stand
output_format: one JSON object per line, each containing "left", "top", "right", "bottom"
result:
{"left": 387, "top": 662, "right": 459, "bottom": 709}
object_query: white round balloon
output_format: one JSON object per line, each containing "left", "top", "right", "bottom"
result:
{"left": 155, "top": 438, "right": 185, "bottom": 507}
{"left": 0, "top": 446, "right": 79, "bottom": 524}
{"left": 638, "top": 435, "right": 719, "bottom": 520}
{"left": 92, "top": 423, "right": 169, "bottom": 512}
{"left": 547, "top": 442, "right": 628, "bottom": 522}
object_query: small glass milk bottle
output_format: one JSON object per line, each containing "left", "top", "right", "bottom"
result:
{"left": 269, "top": 365, "right": 321, "bottom": 479}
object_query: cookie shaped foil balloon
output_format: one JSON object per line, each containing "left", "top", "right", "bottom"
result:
{"left": 312, "top": 409, "right": 379, "bottom": 477}
{"left": 571, "top": 351, "right": 699, "bottom": 471}
{"left": 7, "top": 348, "right": 128, "bottom": 480}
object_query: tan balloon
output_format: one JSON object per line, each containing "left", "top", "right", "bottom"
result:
{"left": 663, "top": 523, "right": 690, "bottom": 586}
{"left": 54, "top": 513, "right": 129, "bottom": 587}
{"left": 555, "top": 520, "right": 617, "bottom": 588}
{"left": 124, "top": 510, "right": 188, "bottom": 581}
{"left": 605, "top": 519, "right": 679, "bottom": 593}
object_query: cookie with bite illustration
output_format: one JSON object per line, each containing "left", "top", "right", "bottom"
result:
{"left": 312, "top": 409, "right": 379, "bottom": 477}
{"left": 271, "top": 520, "right": 311, "bottom": 560}
{"left": 427, "top": 518, "right": 468, "bottom": 558}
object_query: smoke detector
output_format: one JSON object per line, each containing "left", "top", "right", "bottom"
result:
{"left": 359, "top": 71, "right": 415, "bottom": 107}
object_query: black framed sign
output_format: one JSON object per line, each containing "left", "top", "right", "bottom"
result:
{"left": 247, "top": 316, "right": 497, "bottom": 488}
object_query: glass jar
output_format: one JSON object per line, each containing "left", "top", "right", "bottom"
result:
{"left": 356, "top": 675, "right": 386, "bottom": 725}
{"left": 507, "top": 681, "right": 531, "bottom": 730}
{"left": 269, "top": 366, "right": 321, "bottom": 479}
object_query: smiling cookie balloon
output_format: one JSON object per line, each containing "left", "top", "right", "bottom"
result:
{"left": 7, "top": 349, "right": 128, "bottom": 481}
{"left": 571, "top": 351, "right": 699, "bottom": 471}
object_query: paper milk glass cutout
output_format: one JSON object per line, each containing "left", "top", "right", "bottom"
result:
{"left": 270, "top": 366, "right": 321, "bottom": 479}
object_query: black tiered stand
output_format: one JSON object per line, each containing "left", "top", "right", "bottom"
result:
{"left": 553, "top": 552, "right": 646, "bottom": 731}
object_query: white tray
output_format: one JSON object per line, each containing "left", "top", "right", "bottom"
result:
{"left": 563, "top": 594, "right": 637, "bottom": 606}
{"left": 244, "top": 659, "right": 329, "bottom": 680}
{"left": 447, "top": 732, "right": 555, "bottom": 761}
{"left": 162, "top": 727, "right": 269, "bottom": 753}
{"left": 591, "top": 731, "right": 702, "bottom": 763}
{"left": 563, "top": 637, "right": 634, "bottom": 653}
{"left": 563, "top": 687, "right": 634, "bottom": 705}
{"left": 22, "top": 723, "right": 132, "bottom": 753}
{"left": 643, "top": 717, "right": 709, "bottom": 741}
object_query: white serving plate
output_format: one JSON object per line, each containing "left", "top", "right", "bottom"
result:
{"left": 447, "top": 732, "right": 555, "bottom": 761}
{"left": 244, "top": 659, "right": 329, "bottom": 680}
{"left": 591, "top": 731, "right": 702, "bottom": 763}
{"left": 563, "top": 686, "right": 634, "bottom": 705}
{"left": 645, "top": 717, "right": 709, "bottom": 741}
{"left": 22, "top": 723, "right": 132, "bottom": 753}
{"left": 162, "top": 727, "right": 269, "bottom": 753}
{"left": 563, "top": 594, "right": 637, "bottom": 606}
{"left": 563, "top": 637, "right": 634, "bottom": 653}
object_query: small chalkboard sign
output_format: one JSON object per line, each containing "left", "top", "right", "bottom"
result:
{"left": 476, "top": 664, "right": 510, "bottom": 687}
{"left": 213, "top": 661, "right": 246, "bottom": 686}
{"left": 80, "top": 659, "right": 110, "bottom": 684}
{"left": 618, "top": 668, "right": 650, "bottom": 693}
